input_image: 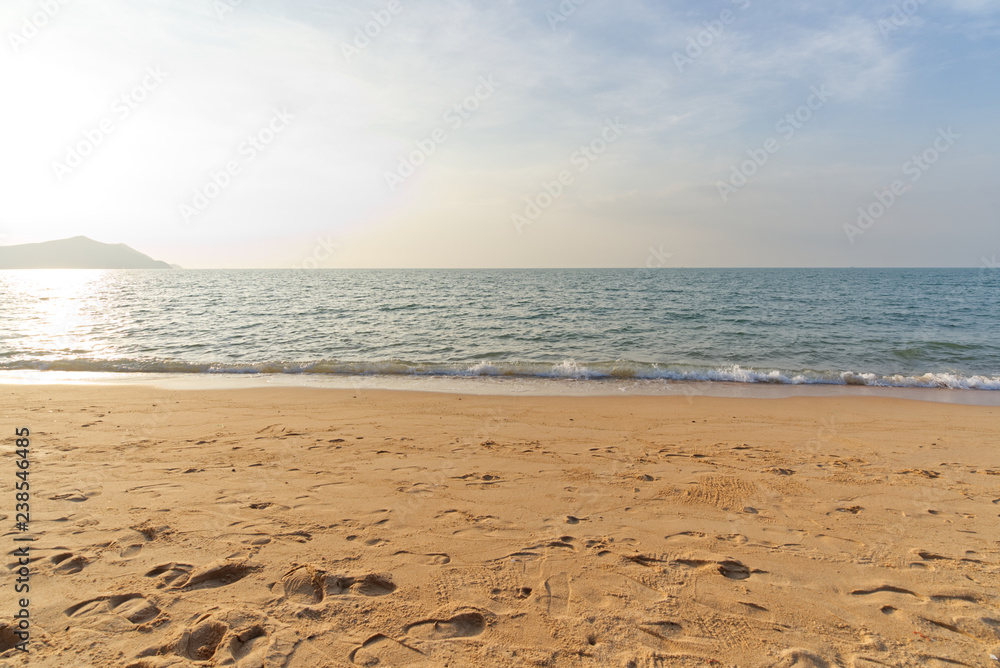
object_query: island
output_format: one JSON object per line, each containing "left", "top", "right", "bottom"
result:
{"left": 0, "top": 236, "right": 173, "bottom": 269}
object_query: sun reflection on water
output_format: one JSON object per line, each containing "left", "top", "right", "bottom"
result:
{"left": 0, "top": 270, "right": 119, "bottom": 361}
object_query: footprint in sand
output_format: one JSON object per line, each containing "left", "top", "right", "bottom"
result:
{"left": 50, "top": 552, "right": 90, "bottom": 575}
{"left": 740, "top": 601, "right": 769, "bottom": 613}
{"left": 278, "top": 565, "right": 397, "bottom": 604}
{"left": 394, "top": 551, "right": 451, "bottom": 565}
{"left": 126, "top": 482, "right": 184, "bottom": 499}
{"left": 65, "top": 593, "right": 162, "bottom": 628}
{"left": 333, "top": 573, "right": 397, "bottom": 597}
{"left": 456, "top": 472, "right": 504, "bottom": 487}
{"left": 170, "top": 559, "right": 260, "bottom": 591}
{"left": 541, "top": 574, "right": 570, "bottom": 616}
{"left": 624, "top": 554, "right": 671, "bottom": 567}
{"left": 179, "top": 620, "right": 228, "bottom": 661}
{"left": 145, "top": 562, "right": 193, "bottom": 589}
{"left": 929, "top": 590, "right": 982, "bottom": 605}
{"left": 130, "top": 522, "right": 173, "bottom": 541}
{"left": 349, "top": 634, "right": 425, "bottom": 665}
{"left": 499, "top": 538, "right": 578, "bottom": 563}
{"left": 639, "top": 620, "right": 683, "bottom": 641}
{"left": 138, "top": 610, "right": 284, "bottom": 665}
{"left": 671, "top": 556, "right": 757, "bottom": 580}
{"left": 404, "top": 611, "right": 488, "bottom": 640}
{"left": 48, "top": 487, "right": 103, "bottom": 502}
{"left": 585, "top": 538, "right": 615, "bottom": 557}
{"left": 224, "top": 625, "right": 270, "bottom": 665}
{"left": 718, "top": 533, "right": 749, "bottom": 544}
{"left": 913, "top": 549, "right": 951, "bottom": 563}
{"left": 717, "top": 560, "right": 751, "bottom": 580}
{"left": 119, "top": 543, "right": 143, "bottom": 559}
{"left": 109, "top": 597, "right": 162, "bottom": 625}
{"left": 896, "top": 468, "right": 940, "bottom": 479}
{"left": 681, "top": 475, "right": 757, "bottom": 511}
{"left": 278, "top": 565, "right": 327, "bottom": 605}
{"left": 850, "top": 584, "right": 922, "bottom": 599}
{"left": 665, "top": 530, "right": 708, "bottom": 541}
{"left": 773, "top": 648, "right": 831, "bottom": 667}
{"left": 277, "top": 530, "right": 313, "bottom": 543}
{"left": 397, "top": 482, "right": 436, "bottom": 498}
{"left": 514, "top": 586, "right": 533, "bottom": 599}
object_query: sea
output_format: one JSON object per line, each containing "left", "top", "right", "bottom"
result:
{"left": 1, "top": 268, "right": 999, "bottom": 402}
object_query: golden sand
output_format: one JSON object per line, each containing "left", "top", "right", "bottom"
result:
{"left": 1, "top": 386, "right": 998, "bottom": 667}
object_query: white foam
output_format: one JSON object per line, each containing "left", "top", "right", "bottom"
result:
{"left": 2, "top": 358, "right": 998, "bottom": 390}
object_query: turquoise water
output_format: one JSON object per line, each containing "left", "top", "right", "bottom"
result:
{"left": 1, "top": 268, "right": 998, "bottom": 389}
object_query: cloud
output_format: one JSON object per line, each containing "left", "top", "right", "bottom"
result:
{"left": 0, "top": 0, "right": 994, "bottom": 267}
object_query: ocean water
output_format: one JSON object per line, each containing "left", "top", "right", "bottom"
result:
{"left": 1, "top": 268, "right": 999, "bottom": 390}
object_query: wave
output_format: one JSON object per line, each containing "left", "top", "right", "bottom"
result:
{"left": 1, "top": 358, "right": 999, "bottom": 390}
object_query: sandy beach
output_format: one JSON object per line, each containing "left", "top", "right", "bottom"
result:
{"left": 1, "top": 385, "right": 998, "bottom": 667}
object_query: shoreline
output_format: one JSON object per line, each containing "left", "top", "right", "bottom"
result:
{"left": 2, "top": 370, "right": 1000, "bottom": 406}
{"left": 2, "top": 385, "right": 999, "bottom": 666}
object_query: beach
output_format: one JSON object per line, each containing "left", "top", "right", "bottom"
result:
{"left": 1, "top": 385, "right": 998, "bottom": 667}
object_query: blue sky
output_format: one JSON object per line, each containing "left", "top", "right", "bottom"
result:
{"left": 1, "top": 0, "right": 997, "bottom": 267}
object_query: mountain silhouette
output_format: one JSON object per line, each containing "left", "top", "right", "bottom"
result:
{"left": 0, "top": 236, "right": 173, "bottom": 269}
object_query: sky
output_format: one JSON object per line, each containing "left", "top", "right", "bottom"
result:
{"left": 1, "top": 0, "right": 998, "bottom": 268}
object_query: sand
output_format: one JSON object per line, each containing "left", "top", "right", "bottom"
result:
{"left": 1, "top": 385, "right": 998, "bottom": 667}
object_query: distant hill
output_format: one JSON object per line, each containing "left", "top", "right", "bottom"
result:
{"left": 0, "top": 236, "right": 173, "bottom": 269}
